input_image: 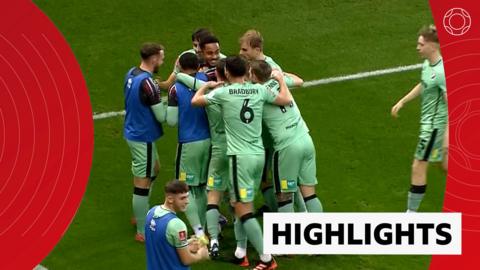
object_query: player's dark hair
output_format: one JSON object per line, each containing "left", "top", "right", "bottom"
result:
{"left": 199, "top": 35, "right": 220, "bottom": 50}
{"left": 225, "top": 56, "right": 247, "bottom": 77}
{"left": 192, "top": 28, "right": 211, "bottom": 42}
{"left": 215, "top": 58, "right": 227, "bottom": 80}
{"left": 179, "top": 52, "right": 199, "bottom": 71}
{"left": 240, "top": 29, "right": 263, "bottom": 50}
{"left": 140, "top": 42, "right": 164, "bottom": 60}
{"left": 165, "top": 180, "right": 189, "bottom": 194}
{"left": 418, "top": 24, "right": 439, "bottom": 43}
{"left": 249, "top": 60, "right": 272, "bottom": 83}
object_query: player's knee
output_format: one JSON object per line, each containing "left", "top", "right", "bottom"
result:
{"left": 239, "top": 212, "right": 255, "bottom": 224}
{"left": 276, "top": 192, "right": 293, "bottom": 202}
{"left": 300, "top": 185, "right": 316, "bottom": 197}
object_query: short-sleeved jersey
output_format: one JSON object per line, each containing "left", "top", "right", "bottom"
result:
{"left": 152, "top": 206, "right": 188, "bottom": 247}
{"left": 262, "top": 79, "right": 309, "bottom": 150}
{"left": 264, "top": 55, "right": 283, "bottom": 72}
{"left": 205, "top": 82, "right": 277, "bottom": 155}
{"left": 420, "top": 59, "right": 447, "bottom": 128}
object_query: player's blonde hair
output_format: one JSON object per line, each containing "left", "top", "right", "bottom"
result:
{"left": 239, "top": 29, "right": 264, "bottom": 50}
{"left": 418, "top": 24, "right": 439, "bottom": 43}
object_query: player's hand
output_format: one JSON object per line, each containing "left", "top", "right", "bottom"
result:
{"left": 197, "top": 246, "right": 210, "bottom": 260}
{"left": 271, "top": 70, "right": 284, "bottom": 82}
{"left": 391, "top": 101, "right": 403, "bottom": 118}
{"left": 206, "top": 81, "right": 223, "bottom": 89}
{"left": 188, "top": 237, "right": 200, "bottom": 253}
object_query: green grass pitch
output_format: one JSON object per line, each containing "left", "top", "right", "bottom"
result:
{"left": 34, "top": 0, "right": 446, "bottom": 269}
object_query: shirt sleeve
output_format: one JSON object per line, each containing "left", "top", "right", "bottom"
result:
{"left": 168, "top": 85, "right": 178, "bottom": 107}
{"left": 166, "top": 218, "right": 189, "bottom": 248}
{"left": 262, "top": 84, "right": 279, "bottom": 104}
{"left": 204, "top": 87, "right": 225, "bottom": 105}
{"left": 140, "top": 77, "right": 161, "bottom": 106}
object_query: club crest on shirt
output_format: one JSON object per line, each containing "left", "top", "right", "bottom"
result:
{"left": 178, "top": 230, "right": 187, "bottom": 241}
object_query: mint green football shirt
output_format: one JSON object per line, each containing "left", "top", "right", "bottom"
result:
{"left": 205, "top": 82, "right": 278, "bottom": 155}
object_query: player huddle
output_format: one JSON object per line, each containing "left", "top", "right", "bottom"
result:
{"left": 123, "top": 26, "right": 448, "bottom": 270}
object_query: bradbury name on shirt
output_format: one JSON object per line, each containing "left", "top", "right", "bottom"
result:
{"left": 229, "top": 88, "right": 259, "bottom": 95}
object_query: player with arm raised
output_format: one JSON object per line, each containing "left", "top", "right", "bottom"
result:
{"left": 165, "top": 52, "right": 211, "bottom": 242}
{"left": 250, "top": 60, "right": 323, "bottom": 213}
{"left": 157, "top": 28, "right": 211, "bottom": 90}
{"left": 191, "top": 55, "right": 292, "bottom": 270}
{"left": 239, "top": 29, "right": 306, "bottom": 213}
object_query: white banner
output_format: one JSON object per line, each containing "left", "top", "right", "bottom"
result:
{"left": 263, "top": 213, "right": 461, "bottom": 255}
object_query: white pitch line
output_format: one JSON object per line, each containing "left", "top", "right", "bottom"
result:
{"left": 93, "top": 63, "right": 422, "bottom": 120}
{"left": 302, "top": 63, "right": 422, "bottom": 87}
{"left": 93, "top": 110, "right": 125, "bottom": 120}
{"left": 33, "top": 265, "right": 48, "bottom": 270}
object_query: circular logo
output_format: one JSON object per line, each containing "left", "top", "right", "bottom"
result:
{"left": 443, "top": 8, "right": 472, "bottom": 36}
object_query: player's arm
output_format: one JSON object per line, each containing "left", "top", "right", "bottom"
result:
{"left": 270, "top": 70, "right": 293, "bottom": 106}
{"left": 166, "top": 85, "right": 179, "bottom": 126}
{"left": 283, "top": 72, "right": 304, "bottom": 87}
{"left": 177, "top": 246, "right": 209, "bottom": 265}
{"left": 140, "top": 77, "right": 167, "bottom": 123}
{"left": 157, "top": 72, "right": 176, "bottom": 90}
{"left": 168, "top": 219, "right": 209, "bottom": 265}
{"left": 391, "top": 83, "right": 422, "bottom": 118}
{"left": 191, "top": 81, "right": 223, "bottom": 107}
{"left": 157, "top": 56, "right": 183, "bottom": 90}
{"left": 176, "top": 72, "right": 206, "bottom": 91}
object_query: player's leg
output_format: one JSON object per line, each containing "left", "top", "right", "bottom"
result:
{"left": 298, "top": 134, "right": 323, "bottom": 212}
{"left": 272, "top": 144, "right": 300, "bottom": 213}
{"left": 293, "top": 188, "right": 307, "bottom": 212}
{"left": 407, "top": 128, "right": 441, "bottom": 212}
{"left": 196, "top": 139, "right": 211, "bottom": 228}
{"left": 259, "top": 148, "right": 278, "bottom": 213}
{"left": 407, "top": 159, "right": 429, "bottom": 212}
{"left": 176, "top": 141, "right": 205, "bottom": 238}
{"left": 206, "top": 148, "right": 229, "bottom": 258}
{"left": 127, "top": 140, "right": 156, "bottom": 241}
{"left": 232, "top": 154, "right": 276, "bottom": 269}
{"left": 225, "top": 160, "right": 249, "bottom": 266}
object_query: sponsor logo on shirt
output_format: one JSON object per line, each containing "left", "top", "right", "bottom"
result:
{"left": 149, "top": 219, "right": 156, "bottom": 232}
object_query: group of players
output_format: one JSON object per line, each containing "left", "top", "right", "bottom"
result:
{"left": 123, "top": 25, "right": 448, "bottom": 270}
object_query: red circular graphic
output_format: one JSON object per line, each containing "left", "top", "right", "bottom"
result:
{"left": 443, "top": 8, "right": 472, "bottom": 36}
{"left": 0, "top": 1, "right": 93, "bottom": 269}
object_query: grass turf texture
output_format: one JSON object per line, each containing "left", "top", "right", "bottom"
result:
{"left": 34, "top": 0, "right": 445, "bottom": 269}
